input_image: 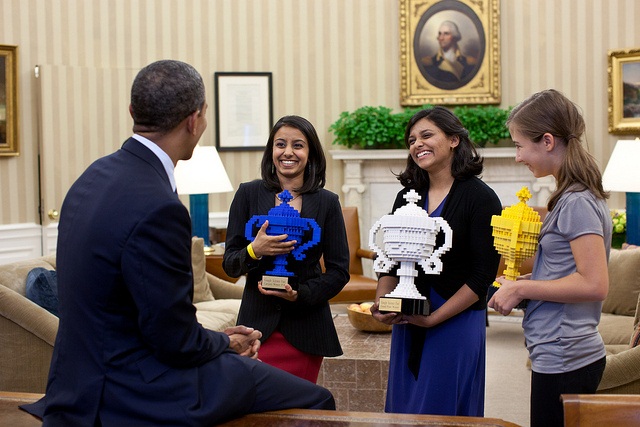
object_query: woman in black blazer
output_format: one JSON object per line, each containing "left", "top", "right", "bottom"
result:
{"left": 223, "top": 115, "right": 350, "bottom": 382}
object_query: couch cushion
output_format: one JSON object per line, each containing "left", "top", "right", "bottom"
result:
{"left": 194, "top": 299, "right": 241, "bottom": 332}
{"left": 599, "top": 312, "right": 636, "bottom": 345}
{"left": 630, "top": 324, "right": 640, "bottom": 348}
{"left": 191, "top": 237, "right": 214, "bottom": 303}
{"left": 0, "top": 257, "right": 57, "bottom": 295}
{"left": 25, "top": 268, "right": 59, "bottom": 316}
{"left": 602, "top": 248, "right": 640, "bottom": 316}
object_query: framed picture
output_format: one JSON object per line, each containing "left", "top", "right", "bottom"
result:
{"left": 608, "top": 48, "right": 640, "bottom": 134}
{"left": 399, "top": 0, "right": 500, "bottom": 106}
{"left": 214, "top": 72, "right": 273, "bottom": 151}
{"left": 0, "top": 45, "right": 18, "bottom": 156}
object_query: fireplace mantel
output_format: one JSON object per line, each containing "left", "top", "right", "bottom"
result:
{"left": 330, "top": 148, "right": 554, "bottom": 254}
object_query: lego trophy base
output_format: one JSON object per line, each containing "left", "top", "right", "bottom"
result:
{"left": 379, "top": 296, "right": 430, "bottom": 316}
{"left": 261, "top": 275, "right": 299, "bottom": 291}
{"left": 487, "top": 284, "right": 528, "bottom": 309}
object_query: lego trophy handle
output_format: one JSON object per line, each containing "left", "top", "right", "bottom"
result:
{"left": 292, "top": 219, "right": 321, "bottom": 261}
{"left": 369, "top": 219, "right": 395, "bottom": 272}
{"left": 419, "top": 218, "right": 453, "bottom": 274}
{"left": 244, "top": 216, "right": 263, "bottom": 242}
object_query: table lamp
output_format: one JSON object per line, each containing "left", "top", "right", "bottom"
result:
{"left": 602, "top": 139, "right": 640, "bottom": 245}
{"left": 174, "top": 145, "right": 233, "bottom": 246}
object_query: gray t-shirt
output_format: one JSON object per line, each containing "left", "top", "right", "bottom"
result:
{"left": 523, "top": 190, "right": 611, "bottom": 374}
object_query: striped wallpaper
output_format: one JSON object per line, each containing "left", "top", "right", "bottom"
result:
{"left": 0, "top": 0, "right": 638, "bottom": 227}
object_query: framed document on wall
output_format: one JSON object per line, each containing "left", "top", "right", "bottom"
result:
{"left": 399, "top": 0, "right": 500, "bottom": 106}
{"left": 214, "top": 72, "right": 273, "bottom": 151}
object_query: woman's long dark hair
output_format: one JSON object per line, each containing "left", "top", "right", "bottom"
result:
{"left": 260, "top": 115, "right": 326, "bottom": 193}
{"left": 397, "top": 106, "right": 483, "bottom": 191}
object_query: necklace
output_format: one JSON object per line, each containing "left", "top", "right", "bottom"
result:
{"left": 276, "top": 191, "right": 301, "bottom": 203}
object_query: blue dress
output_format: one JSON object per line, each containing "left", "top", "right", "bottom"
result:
{"left": 385, "top": 198, "right": 486, "bottom": 416}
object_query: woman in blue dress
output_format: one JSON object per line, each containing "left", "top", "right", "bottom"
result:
{"left": 371, "top": 107, "right": 502, "bottom": 416}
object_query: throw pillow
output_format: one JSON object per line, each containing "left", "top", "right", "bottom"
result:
{"left": 25, "top": 267, "right": 59, "bottom": 316}
{"left": 191, "top": 237, "right": 215, "bottom": 303}
{"left": 630, "top": 323, "right": 640, "bottom": 348}
{"left": 602, "top": 248, "right": 640, "bottom": 317}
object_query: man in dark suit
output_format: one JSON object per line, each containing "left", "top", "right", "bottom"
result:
{"left": 22, "top": 60, "right": 334, "bottom": 426}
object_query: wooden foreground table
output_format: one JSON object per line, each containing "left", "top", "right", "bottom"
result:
{"left": 1, "top": 391, "right": 520, "bottom": 427}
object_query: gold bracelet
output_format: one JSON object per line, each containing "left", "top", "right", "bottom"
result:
{"left": 247, "top": 243, "right": 261, "bottom": 260}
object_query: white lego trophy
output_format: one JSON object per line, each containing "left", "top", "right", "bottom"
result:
{"left": 369, "top": 190, "right": 453, "bottom": 315}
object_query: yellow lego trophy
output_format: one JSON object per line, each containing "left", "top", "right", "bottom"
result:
{"left": 488, "top": 187, "right": 543, "bottom": 307}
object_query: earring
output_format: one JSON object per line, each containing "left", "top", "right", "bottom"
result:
{"left": 271, "top": 164, "right": 275, "bottom": 174}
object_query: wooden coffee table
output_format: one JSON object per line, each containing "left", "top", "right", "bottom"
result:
{"left": 0, "top": 392, "right": 521, "bottom": 427}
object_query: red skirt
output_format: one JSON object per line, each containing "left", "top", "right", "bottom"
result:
{"left": 258, "top": 329, "right": 323, "bottom": 383}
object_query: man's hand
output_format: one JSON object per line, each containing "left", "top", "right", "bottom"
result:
{"left": 225, "top": 325, "right": 262, "bottom": 359}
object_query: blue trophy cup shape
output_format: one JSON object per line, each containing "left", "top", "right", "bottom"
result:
{"left": 245, "top": 190, "right": 321, "bottom": 290}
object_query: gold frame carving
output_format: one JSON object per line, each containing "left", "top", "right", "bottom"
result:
{"left": 0, "top": 45, "right": 18, "bottom": 156}
{"left": 400, "top": 0, "right": 500, "bottom": 106}
{"left": 608, "top": 48, "right": 640, "bottom": 134}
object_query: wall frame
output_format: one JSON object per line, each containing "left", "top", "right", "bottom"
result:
{"left": 399, "top": 0, "right": 500, "bottom": 106}
{"left": 214, "top": 72, "right": 273, "bottom": 151}
{"left": 0, "top": 45, "right": 18, "bottom": 156}
{"left": 608, "top": 48, "right": 640, "bottom": 134}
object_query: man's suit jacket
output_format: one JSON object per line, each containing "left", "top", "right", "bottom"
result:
{"left": 27, "top": 139, "right": 259, "bottom": 426}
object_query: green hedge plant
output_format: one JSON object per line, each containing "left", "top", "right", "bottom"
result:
{"left": 452, "top": 105, "right": 512, "bottom": 147}
{"left": 329, "top": 104, "right": 511, "bottom": 149}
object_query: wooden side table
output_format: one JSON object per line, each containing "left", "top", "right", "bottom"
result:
{"left": 205, "top": 251, "right": 240, "bottom": 283}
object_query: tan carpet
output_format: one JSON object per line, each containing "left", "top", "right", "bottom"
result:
{"left": 331, "top": 304, "right": 531, "bottom": 426}
{"left": 485, "top": 314, "right": 530, "bottom": 427}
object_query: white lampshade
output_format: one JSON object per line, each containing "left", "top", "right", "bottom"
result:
{"left": 174, "top": 145, "right": 233, "bottom": 195}
{"left": 602, "top": 139, "right": 640, "bottom": 246}
{"left": 602, "top": 140, "right": 640, "bottom": 193}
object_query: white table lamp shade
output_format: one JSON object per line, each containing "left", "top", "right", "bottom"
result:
{"left": 174, "top": 145, "right": 233, "bottom": 244}
{"left": 174, "top": 145, "right": 233, "bottom": 195}
{"left": 602, "top": 140, "right": 640, "bottom": 246}
{"left": 602, "top": 140, "right": 640, "bottom": 193}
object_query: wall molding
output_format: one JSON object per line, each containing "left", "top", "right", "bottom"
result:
{"left": 0, "top": 223, "right": 58, "bottom": 265}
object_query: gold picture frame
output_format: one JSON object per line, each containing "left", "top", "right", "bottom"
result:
{"left": 608, "top": 48, "right": 640, "bottom": 134}
{"left": 0, "top": 45, "right": 18, "bottom": 156}
{"left": 400, "top": 0, "right": 500, "bottom": 106}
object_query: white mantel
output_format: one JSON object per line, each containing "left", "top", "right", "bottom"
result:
{"left": 330, "top": 148, "right": 555, "bottom": 251}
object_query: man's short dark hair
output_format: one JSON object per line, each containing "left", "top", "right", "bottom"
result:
{"left": 130, "top": 60, "right": 205, "bottom": 134}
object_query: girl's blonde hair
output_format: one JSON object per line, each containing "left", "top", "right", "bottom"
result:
{"left": 506, "top": 89, "right": 608, "bottom": 211}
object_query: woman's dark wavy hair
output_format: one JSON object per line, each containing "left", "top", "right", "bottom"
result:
{"left": 397, "top": 106, "right": 483, "bottom": 190}
{"left": 260, "top": 115, "right": 326, "bottom": 193}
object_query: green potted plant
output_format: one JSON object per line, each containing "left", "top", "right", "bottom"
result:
{"left": 328, "top": 106, "right": 406, "bottom": 149}
{"left": 453, "top": 105, "right": 512, "bottom": 147}
{"left": 329, "top": 105, "right": 512, "bottom": 149}
{"left": 611, "top": 209, "right": 627, "bottom": 249}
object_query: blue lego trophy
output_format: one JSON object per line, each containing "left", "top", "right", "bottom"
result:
{"left": 245, "top": 190, "right": 321, "bottom": 290}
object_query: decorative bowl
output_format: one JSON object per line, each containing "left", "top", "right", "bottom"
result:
{"left": 347, "top": 305, "right": 392, "bottom": 333}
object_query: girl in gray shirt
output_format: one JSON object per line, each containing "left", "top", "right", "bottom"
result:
{"left": 488, "top": 89, "right": 611, "bottom": 427}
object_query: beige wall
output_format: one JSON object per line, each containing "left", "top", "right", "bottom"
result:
{"left": 0, "top": 0, "right": 638, "bottom": 226}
